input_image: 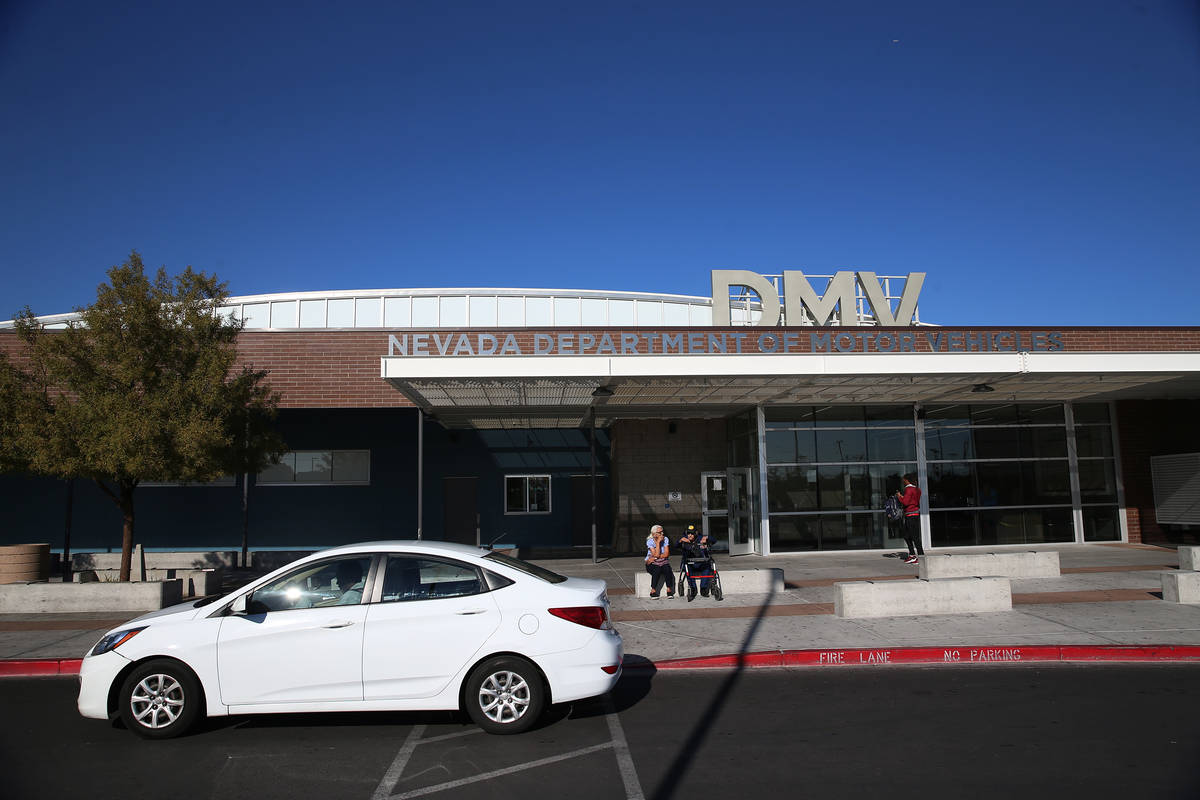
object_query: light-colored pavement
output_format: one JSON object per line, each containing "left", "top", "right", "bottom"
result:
{"left": 1, "top": 543, "right": 1198, "bottom": 668}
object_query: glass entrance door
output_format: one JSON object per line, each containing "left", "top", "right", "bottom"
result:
{"left": 726, "top": 468, "right": 756, "bottom": 556}
{"left": 701, "top": 472, "right": 729, "bottom": 553}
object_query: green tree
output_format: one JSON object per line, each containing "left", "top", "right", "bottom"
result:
{"left": 0, "top": 252, "right": 284, "bottom": 581}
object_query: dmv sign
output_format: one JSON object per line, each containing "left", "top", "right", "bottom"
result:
{"left": 711, "top": 270, "right": 925, "bottom": 327}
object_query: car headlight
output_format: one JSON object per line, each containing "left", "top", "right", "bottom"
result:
{"left": 90, "top": 627, "right": 147, "bottom": 656}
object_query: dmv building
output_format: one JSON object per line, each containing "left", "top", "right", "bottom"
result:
{"left": 3, "top": 270, "right": 1199, "bottom": 557}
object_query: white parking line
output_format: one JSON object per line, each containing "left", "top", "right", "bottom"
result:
{"left": 371, "top": 709, "right": 645, "bottom": 800}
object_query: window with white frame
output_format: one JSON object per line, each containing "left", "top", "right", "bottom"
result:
{"left": 505, "top": 475, "right": 551, "bottom": 514}
{"left": 141, "top": 475, "right": 237, "bottom": 488}
{"left": 257, "top": 450, "right": 371, "bottom": 486}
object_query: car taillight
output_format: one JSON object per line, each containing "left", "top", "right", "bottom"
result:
{"left": 548, "top": 606, "right": 609, "bottom": 630}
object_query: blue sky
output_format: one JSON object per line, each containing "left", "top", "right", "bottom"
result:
{"left": 2, "top": 0, "right": 1197, "bottom": 326}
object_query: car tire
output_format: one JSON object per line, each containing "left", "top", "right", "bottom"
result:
{"left": 118, "top": 658, "right": 203, "bottom": 739}
{"left": 464, "top": 656, "right": 545, "bottom": 735}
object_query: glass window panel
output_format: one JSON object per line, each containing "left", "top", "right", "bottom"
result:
{"left": 437, "top": 296, "right": 466, "bottom": 327}
{"left": 974, "top": 461, "right": 1023, "bottom": 506}
{"left": 497, "top": 296, "right": 525, "bottom": 326}
{"left": 766, "top": 431, "right": 797, "bottom": 464}
{"left": 866, "top": 428, "right": 916, "bottom": 462}
{"left": 1021, "top": 460, "right": 1071, "bottom": 504}
{"left": 409, "top": 297, "right": 436, "bottom": 326}
{"left": 928, "top": 462, "right": 975, "bottom": 507}
{"left": 270, "top": 301, "right": 298, "bottom": 328}
{"left": 295, "top": 452, "right": 332, "bottom": 482}
{"left": 863, "top": 405, "right": 914, "bottom": 426}
{"left": 528, "top": 476, "right": 550, "bottom": 512}
{"left": 525, "top": 297, "right": 552, "bottom": 326}
{"left": 767, "top": 516, "right": 821, "bottom": 552}
{"left": 332, "top": 451, "right": 370, "bottom": 483}
{"left": 925, "top": 428, "right": 974, "bottom": 461}
{"left": 817, "top": 428, "right": 867, "bottom": 462}
{"left": 468, "top": 296, "right": 497, "bottom": 327}
{"left": 505, "top": 477, "right": 525, "bottom": 513}
{"left": 609, "top": 299, "right": 635, "bottom": 325}
{"left": 1020, "top": 425, "right": 1067, "bottom": 458}
{"left": 973, "top": 427, "right": 1020, "bottom": 459}
{"left": 1083, "top": 506, "right": 1120, "bottom": 541}
{"left": 250, "top": 556, "right": 373, "bottom": 611}
{"left": 1078, "top": 459, "right": 1118, "bottom": 502}
{"left": 553, "top": 297, "right": 581, "bottom": 326}
{"left": 970, "top": 404, "right": 1019, "bottom": 424}
{"left": 814, "top": 406, "right": 865, "bottom": 426}
{"left": 1075, "top": 425, "right": 1114, "bottom": 458}
{"left": 384, "top": 297, "right": 410, "bottom": 327}
{"left": 581, "top": 298, "right": 607, "bottom": 325}
{"left": 924, "top": 404, "right": 970, "bottom": 426}
{"left": 1022, "top": 507, "right": 1074, "bottom": 544}
{"left": 767, "top": 466, "right": 817, "bottom": 512}
{"left": 765, "top": 406, "right": 816, "bottom": 427}
{"left": 635, "top": 300, "right": 662, "bottom": 326}
{"left": 870, "top": 464, "right": 915, "bottom": 509}
{"left": 1073, "top": 403, "right": 1111, "bottom": 424}
{"left": 930, "top": 510, "right": 979, "bottom": 547}
{"left": 663, "top": 302, "right": 690, "bottom": 325}
{"left": 690, "top": 305, "right": 712, "bottom": 326}
{"left": 817, "top": 465, "right": 870, "bottom": 509}
{"left": 257, "top": 454, "right": 295, "bottom": 483}
{"left": 300, "top": 299, "right": 327, "bottom": 328}
{"left": 328, "top": 298, "right": 354, "bottom": 327}
{"left": 353, "top": 298, "right": 381, "bottom": 327}
{"left": 980, "top": 509, "right": 1028, "bottom": 545}
{"left": 242, "top": 302, "right": 269, "bottom": 329}
{"left": 1019, "top": 403, "right": 1065, "bottom": 424}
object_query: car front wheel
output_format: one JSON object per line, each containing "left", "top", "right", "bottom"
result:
{"left": 464, "top": 656, "right": 545, "bottom": 734}
{"left": 118, "top": 658, "right": 203, "bottom": 739}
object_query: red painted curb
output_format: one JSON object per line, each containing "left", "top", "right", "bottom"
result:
{"left": 0, "top": 659, "right": 82, "bottom": 677}
{"left": 637, "top": 645, "right": 1200, "bottom": 670}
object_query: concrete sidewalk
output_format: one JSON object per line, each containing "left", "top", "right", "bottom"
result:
{"left": 2, "top": 543, "right": 1198, "bottom": 674}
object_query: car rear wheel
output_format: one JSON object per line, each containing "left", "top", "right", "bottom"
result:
{"left": 118, "top": 658, "right": 202, "bottom": 739}
{"left": 464, "top": 656, "right": 545, "bottom": 734}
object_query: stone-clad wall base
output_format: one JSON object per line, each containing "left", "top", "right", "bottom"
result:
{"left": 834, "top": 576, "right": 1012, "bottom": 618}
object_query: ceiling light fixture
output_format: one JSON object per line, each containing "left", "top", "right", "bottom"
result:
{"left": 971, "top": 383, "right": 995, "bottom": 393}
{"left": 591, "top": 385, "right": 614, "bottom": 398}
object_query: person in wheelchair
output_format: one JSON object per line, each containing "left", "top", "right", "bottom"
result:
{"left": 678, "top": 524, "right": 715, "bottom": 602}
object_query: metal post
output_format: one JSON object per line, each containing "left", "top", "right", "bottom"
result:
{"left": 240, "top": 472, "right": 250, "bottom": 568}
{"left": 590, "top": 405, "right": 598, "bottom": 563}
{"left": 416, "top": 409, "right": 424, "bottom": 540}
{"left": 62, "top": 478, "right": 74, "bottom": 581}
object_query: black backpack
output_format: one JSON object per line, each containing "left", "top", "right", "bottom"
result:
{"left": 884, "top": 494, "right": 904, "bottom": 522}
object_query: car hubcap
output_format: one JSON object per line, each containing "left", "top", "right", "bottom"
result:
{"left": 130, "top": 673, "right": 185, "bottom": 729}
{"left": 477, "top": 670, "right": 530, "bottom": 724}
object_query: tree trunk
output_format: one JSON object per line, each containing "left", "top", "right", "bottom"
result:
{"left": 118, "top": 485, "right": 135, "bottom": 582}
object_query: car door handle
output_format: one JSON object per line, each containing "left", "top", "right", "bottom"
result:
{"left": 456, "top": 608, "right": 488, "bottom": 615}
{"left": 323, "top": 620, "right": 355, "bottom": 628}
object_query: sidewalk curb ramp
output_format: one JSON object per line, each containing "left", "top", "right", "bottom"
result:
{"left": 4, "top": 645, "right": 1200, "bottom": 679}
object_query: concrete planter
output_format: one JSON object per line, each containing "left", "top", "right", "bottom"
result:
{"left": 0, "top": 579, "right": 184, "bottom": 613}
{"left": 0, "top": 543, "right": 51, "bottom": 584}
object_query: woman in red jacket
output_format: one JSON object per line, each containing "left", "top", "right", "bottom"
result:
{"left": 896, "top": 474, "right": 924, "bottom": 565}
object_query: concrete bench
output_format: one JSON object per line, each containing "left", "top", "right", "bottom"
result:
{"left": 634, "top": 568, "right": 784, "bottom": 598}
{"left": 834, "top": 576, "right": 1012, "bottom": 618}
{"left": 76, "top": 568, "right": 220, "bottom": 597}
{"left": 0, "top": 579, "right": 184, "bottom": 612}
{"left": 1162, "top": 570, "right": 1200, "bottom": 604}
{"left": 1179, "top": 546, "right": 1200, "bottom": 572}
{"left": 918, "top": 551, "right": 1060, "bottom": 580}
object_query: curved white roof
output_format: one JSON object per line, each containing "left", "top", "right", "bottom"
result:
{"left": 2, "top": 275, "right": 923, "bottom": 329}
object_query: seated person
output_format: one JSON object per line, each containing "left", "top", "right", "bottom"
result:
{"left": 678, "top": 526, "right": 713, "bottom": 601}
{"left": 334, "top": 560, "right": 366, "bottom": 605}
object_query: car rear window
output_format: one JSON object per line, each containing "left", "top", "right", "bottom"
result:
{"left": 482, "top": 551, "right": 567, "bottom": 583}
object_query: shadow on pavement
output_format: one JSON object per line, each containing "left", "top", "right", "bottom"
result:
{"left": 648, "top": 585, "right": 776, "bottom": 800}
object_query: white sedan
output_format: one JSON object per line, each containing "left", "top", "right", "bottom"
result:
{"left": 77, "top": 541, "right": 623, "bottom": 739}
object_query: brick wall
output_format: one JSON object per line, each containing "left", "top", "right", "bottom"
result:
{"left": 1115, "top": 399, "right": 1200, "bottom": 545}
{"left": 610, "top": 418, "right": 727, "bottom": 553}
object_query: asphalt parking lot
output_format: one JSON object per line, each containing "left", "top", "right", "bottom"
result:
{"left": 3, "top": 665, "right": 1200, "bottom": 800}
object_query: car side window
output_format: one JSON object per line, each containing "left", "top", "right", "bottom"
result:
{"left": 248, "top": 556, "right": 373, "bottom": 612}
{"left": 380, "top": 556, "right": 483, "bottom": 603}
